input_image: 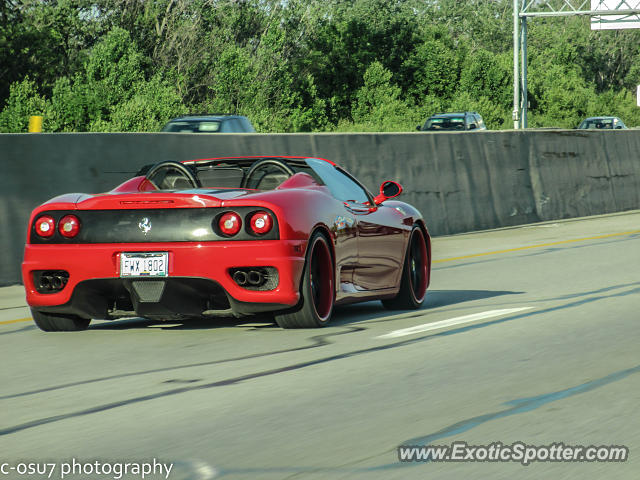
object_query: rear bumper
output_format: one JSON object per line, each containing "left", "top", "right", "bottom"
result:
{"left": 22, "top": 240, "right": 306, "bottom": 319}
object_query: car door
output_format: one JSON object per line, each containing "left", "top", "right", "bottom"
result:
{"left": 306, "top": 159, "right": 405, "bottom": 292}
{"left": 346, "top": 201, "right": 405, "bottom": 291}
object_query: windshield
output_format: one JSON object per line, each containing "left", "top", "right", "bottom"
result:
{"left": 424, "top": 117, "right": 466, "bottom": 130}
{"left": 578, "top": 118, "right": 623, "bottom": 129}
{"left": 162, "top": 120, "right": 221, "bottom": 133}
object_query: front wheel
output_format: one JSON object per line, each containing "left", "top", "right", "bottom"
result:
{"left": 31, "top": 308, "right": 91, "bottom": 332}
{"left": 382, "top": 226, "right": 429, "bottom": 310}
{"left": 275, "top": 233, "right": 334, "bottom": 328}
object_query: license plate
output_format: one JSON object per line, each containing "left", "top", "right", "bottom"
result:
{"left": 120, "top": 252, "right": 168, "bottom": 277}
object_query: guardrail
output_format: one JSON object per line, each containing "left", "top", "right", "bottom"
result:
{"left": 2, "top": 130, "right": 639, "bottom": 285}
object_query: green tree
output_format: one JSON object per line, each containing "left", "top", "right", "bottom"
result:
{"left": 44, "top": 77, "right": 87, "bottom": 132}
{"left": 304, "top": 0, "right": 422, "bottom": 123}
{"left": 527, "top": 62, "right": 593, "bottom": 128}
{"left": 0, "top": 0, "right": 108, "bottom": 106}
{"left": 459, "top": 50, "right": 512, "bottom": 109}
{"left": 0, "top": 77, "right": 47, "bottom": 132}
{"left": 422, "top": 0, "right": 513, "bottom": 53}
{"left": 401, "top": 26, "right": 460, "bottom": 102}
{"left": 104, "top": 75, "right": 183, "bottom": 132}
{"left": 350, "top": 61, "right": 413, "bottom": 131}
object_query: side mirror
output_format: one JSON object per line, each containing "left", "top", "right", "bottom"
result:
{"left": 373, "top": 180, "right": 403, "bottom": 205}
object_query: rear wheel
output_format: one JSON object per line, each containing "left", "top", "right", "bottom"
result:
{"left": 31, "top": 308, "right": 90, "bottom": 332}
{"left": 275, "top": 233, "right": 334, "bottom": 328}
{"left": 382, "top": 226, "right": 428, "bottom": 310}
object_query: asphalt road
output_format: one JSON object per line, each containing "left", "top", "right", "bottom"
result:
{"left": 2, "top": 211, "right": 640, "bottom": 480}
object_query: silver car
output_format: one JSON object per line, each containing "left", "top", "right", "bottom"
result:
{"left": 576, "top": 116, "right": 627, "bottom": 130}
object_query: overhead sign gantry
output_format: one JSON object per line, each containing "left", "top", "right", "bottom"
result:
{"left": 513, "top": 0, "right": 640, "bottom": 129}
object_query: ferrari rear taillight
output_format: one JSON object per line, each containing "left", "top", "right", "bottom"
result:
{"left": 58, "top": 215, "right": 81, "bottom": 238}
{"left": 35, "top": 216, "right": 55, "bottom": 238}
{"left": 219, "top": 212, "right": 242, "bottom": 236}
{"left": 249, "top": 211, "right": 273, "bottom": 235}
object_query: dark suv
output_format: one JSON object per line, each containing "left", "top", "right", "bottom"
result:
{"left": 418, "top": 112, "right": 486, "bottom": 131}
{"left": 162, "top": 114, "right": 256, "bottom": 133}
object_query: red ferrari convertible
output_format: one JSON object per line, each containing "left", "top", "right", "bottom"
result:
{"left": 22, "top": 156, "right": 431, "bottom": 331}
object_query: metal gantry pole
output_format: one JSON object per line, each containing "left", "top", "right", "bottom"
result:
{"left": 513, "top": 0, "right": 520, "bottom": 129}
{"left": 521, "top": 16, "right": 528, "bottom": 128}
{"left": 515, "top": 1, "right": 640, "bottom": 129}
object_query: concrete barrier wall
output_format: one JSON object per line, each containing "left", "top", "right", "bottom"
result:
{"left": 527, "top": 130, "right": 640, "bottom": 221}
{"left": 1, "top": 130, "right": 639, "bottom": 285}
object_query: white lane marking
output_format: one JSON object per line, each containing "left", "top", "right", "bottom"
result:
{"left": 172, "top": 460, "right": 218, "bottom": 479}
{"left": 524, "top": 223, "right": 559, "bottom": 229}
{"left": 377, "top": 307, "right": 533, "bottom": 339}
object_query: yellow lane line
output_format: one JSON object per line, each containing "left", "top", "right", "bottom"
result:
{"left": 434, "top": 229, "right": 640, "bottom": 264}
{"left": 0, "top": 317, "right": 32, "bottom": 325}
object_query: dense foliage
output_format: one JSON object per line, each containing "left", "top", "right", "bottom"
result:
{"left": 1, "top": 0, "right": 640, "bottom": 132}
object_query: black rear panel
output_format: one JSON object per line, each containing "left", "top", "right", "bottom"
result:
{"left": 30, "top": 207, "right": 279, "bottom": 244}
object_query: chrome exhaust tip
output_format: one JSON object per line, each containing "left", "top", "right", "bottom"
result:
{"left": 40, "top": 276, "right": 52, "bottom": 291}
{"left": 233, "top": 270, "right": 248, "bottom": 286}
{"left": 51, "top": 275, "right": 64, "bottom": 289}
{"left": 247, "top": 270, "right": 263, "bottom": 286}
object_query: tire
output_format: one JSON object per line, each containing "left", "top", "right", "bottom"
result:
{"left": 275, "top": 233, "right": 335, "bottom": 328}
{"left": 31, "top": 308, "right": 91, "bottom": 332}
{"left": 382, "top": 226, "right": 429, "bottom": 310}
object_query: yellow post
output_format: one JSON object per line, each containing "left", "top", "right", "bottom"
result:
{"left": 28, "top": 115, "right": 43, "bottom": 133}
